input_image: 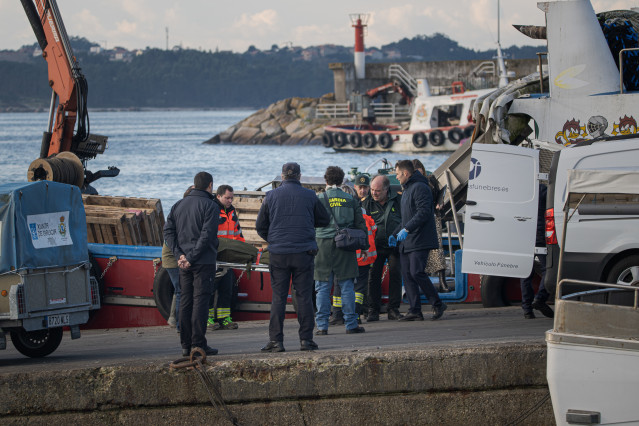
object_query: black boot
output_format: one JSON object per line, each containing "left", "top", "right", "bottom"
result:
{"left": 438, "top": 270, "right": 450, "bottom": 293}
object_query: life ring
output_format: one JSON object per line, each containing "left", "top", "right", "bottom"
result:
{"left": 378, "top": 133, "right": 393, "bottom": 149}
{"left": 362, "top": 133, "right": 377, "bottom": 148}
{"left": 464, "top": 125, "right": 475, "bottom": 139}
{"left": 412, "top": 132, "right": 428, "bottom": 148}
{"left": 333, "top": 132, "right": 348, "bottom": 148}
{"left": 448, "top": 128, "right": 464, "bottom": 144}
{"left": 322, "top": 132, "right": 333, "bottom": 147}
{"left": 349, "top": 132, "right": 363, "bottom": 148}
{"left": 429, "top": 130, "right": 445, "bottom": 146}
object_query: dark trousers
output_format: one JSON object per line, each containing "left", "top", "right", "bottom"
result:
{"left": 269, "top": 252, "right": 315, "bottom": 342}
{"left": 400, "top": 249, "right": 442, "bottom": 314}
{"left": 179, "top": 263, "right": 216, "bottom": 349}
{"left": 520, "top": 254, "right": 549, "bottom": 313}
{"left": 368, "top": 246, "right": 402, "bottom": 313}
{"left": 333, "top": 264, "right": 370, "bottom": 315}
{"left": 209, "top": 269, "right": 234, "bottom": 316}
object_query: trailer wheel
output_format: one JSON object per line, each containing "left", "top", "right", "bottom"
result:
{"left": 480, "top": 275, "right": 510, "bottom": 308}
{"left": 153, "top": 267, "right": 174, "bottom": 320}
{"left": 10, "top": 327, "right": 63, "bottom": 358}
{"left": 606, "top": 255, "right": 639, "bottom": 285}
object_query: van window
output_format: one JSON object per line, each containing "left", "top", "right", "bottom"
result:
{"left": 467, "top": 150, "right": 536, "bottom": 204}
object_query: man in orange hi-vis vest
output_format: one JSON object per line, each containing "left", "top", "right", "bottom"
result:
{"left": 330, "top": 174, "right": 377, "bottom": 325}
{"left": 208, "top": 185, "right": 244, "bottom": 330}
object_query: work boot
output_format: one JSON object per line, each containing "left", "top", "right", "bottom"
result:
{"left": 431, "top": 303, "right": 448, "bottom": 320}
{"left": 366, "top": 311, "right": 380, "bottom": 322}
{"left": 524, "top": 311, "right": 536, "bottom": 319}
{"left": 532, "top": 300, "right": 554, "bottom": 318}
{"left": 438, "top": 271, "right": 450, "bottom": 293}
{"left": 387, "top": 309, "right": 404, "bottom": 320}
{"left": 399, "top": 312, "right": 424, "bottom": 321}
{"left": 206, "top": 316, "right": 216, "bottom": 329}
{"left": 261, "top": 341, "right": 285, "bottom": 352}
{"left": 300, "top": 340, "right": 319, "bottom": 351}
{"left": 213, "top": 317, "right": 238, "bottom": 330}
{"left": 329, "top": 309, "right": 344, "bottom": 325}
{"left": 346, "top": 326, "right": 365, "bottom": 334}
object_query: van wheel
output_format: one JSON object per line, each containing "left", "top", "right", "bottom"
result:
{"left": 480, "top": 275, "right": 510, "bottom": 308}
{"left": 10, "top": 327, "right": 63, "bottom": 358}
{"left": 606, "top": 255, "right": 639, "bottom": 285}
{"left": 153, "top": 267, "right": 174, "bottom": 320}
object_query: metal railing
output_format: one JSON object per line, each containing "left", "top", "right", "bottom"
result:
{"left": 389, "top": 64, "right": 417, "bottom": 96}
{"left": 315, "top": 103, "right": 411, "bottom": 120}
{"left": 372, "top": 103, "right": 411, "bottom": 118}
{"left": 316, "top": 103, "right": 350, "bottom": 118}
{"left": 558, "top": 278, "right": 639, "bottom": 309}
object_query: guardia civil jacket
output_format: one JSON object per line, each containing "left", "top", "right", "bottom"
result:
{"left": 314, "top": 187, "right": 367, "bottom": 281}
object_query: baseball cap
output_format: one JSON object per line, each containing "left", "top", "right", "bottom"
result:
{"left": 354, "top": 174, "right": 370, "bottom": 186}
{"left": 282, "top": 162, "right": 301, "bottom": 176}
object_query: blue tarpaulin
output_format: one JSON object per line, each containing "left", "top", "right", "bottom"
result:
{"left": 0, "top": 181, "right": 88, "bottom": 273}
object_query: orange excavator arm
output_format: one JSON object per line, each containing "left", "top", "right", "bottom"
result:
{"left": 21, "top": 0, "right": 88, "bottom": 158}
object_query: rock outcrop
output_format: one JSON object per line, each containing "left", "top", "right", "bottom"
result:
{"left": 204, "top": 94, "right": 340, "bottom": 146}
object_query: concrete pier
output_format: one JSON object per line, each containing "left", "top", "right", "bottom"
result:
{"left": 0, "top": 306, "right": 554, "bottom": 424}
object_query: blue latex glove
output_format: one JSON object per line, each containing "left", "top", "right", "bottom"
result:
{"left": 388, "top": 235, "right": 397, "bottom": 247}
{"left": 397, "top": 228, "right": 409, "bottom": 242}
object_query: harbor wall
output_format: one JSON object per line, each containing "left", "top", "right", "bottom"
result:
{"left": 1, "top": 342, "right": 554, "bottom": 425}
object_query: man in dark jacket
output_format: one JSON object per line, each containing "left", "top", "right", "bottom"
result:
{"left": 362, "top": 175, "right": 404, "bottom": 321}
{"left": 164, "top": 172, "right": 220, "bottom": 356}
{"left": 255, "top": 162, "right": 331, "bottom": 352}
{"left": 390, "top": 160, "right": 446, "bottom": 321}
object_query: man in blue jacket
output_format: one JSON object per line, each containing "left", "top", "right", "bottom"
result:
{"left": 164, "top": 172, "right": 220, "bottom": 357}
{"left": 390, "top": 160, "right": 447, "bottom": 321}
{"left": 256, "top": 162, "right": 331, "bottom": 352}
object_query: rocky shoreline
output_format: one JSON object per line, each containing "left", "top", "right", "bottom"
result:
{"left": 203, "top": 94, "right": 345, "bottom": 146}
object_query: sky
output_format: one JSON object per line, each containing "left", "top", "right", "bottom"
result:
{"left": 0, "top": 1, "right": 635, "bottom": 53}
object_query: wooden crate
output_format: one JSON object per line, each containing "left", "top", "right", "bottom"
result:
{"left": 234, "top": 191, "right": 267, "bottom": 248}
{"left": 82, "top": 195, "right": 164, "bottom": 246}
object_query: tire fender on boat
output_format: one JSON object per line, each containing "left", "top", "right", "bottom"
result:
{"left": 378, "top": 133, "right": 393, "bottom": 149}
{"left": 334, "top": 132, "right": 348, "bottom": 147}
{"left": 153, "top": 267, "right": 174, "bottom": 320}
{"left": 429, "top": 129, "right": 445, "bottom": 146}
{"left": 448, "top": 128, "right": 464, "bottom": 144}
{"left": 362, "top": 133, "right": 377, "bottom": 148}
{"left": 349, "top": 132, "right": 363, "bottom": 148}
{"left": 464, "top": 125, "right": 475, "bottom": 139}
{"left": 412, "top": 132, "right": 428, "bottom": 148}
{"left": 322, "top": 132, "right": 334, "bottom": 147}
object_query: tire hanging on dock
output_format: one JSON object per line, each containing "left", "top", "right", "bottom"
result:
{"left": 349, "top": 132, "right": 363, "bottom": 148}
{"left": 333, "top": 132, "right": 348, "bottom": 148}
{"left": 464, "top": 125, "right": 475, "bottom": 139}
{"left": 448, "top": 128, "right": 464, "bottom": 144}
{"left": 429, "top": 130, "right": 445, "bottom": 146}
{"left": 362, "top": 133, "right": 377, "bottom": 148}
{"left": 322, "top": 132, "right": 334, "bottom": 147}
{"left": 412, "top": 132, "right": 428, "bottom": 148}
{"left": 378, "top": 133, "right": 393, "bottom": 149}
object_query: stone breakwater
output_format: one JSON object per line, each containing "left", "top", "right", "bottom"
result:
{"left": 204, "top": 95, "right": 346, "bottom": 146}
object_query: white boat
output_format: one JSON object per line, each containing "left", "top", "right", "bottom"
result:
{"left": 546, "top": 169, "right": 639, "bottom": 425}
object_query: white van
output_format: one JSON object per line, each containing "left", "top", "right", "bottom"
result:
{"left": 462, "top": 136, "right": 639, "bottom": 295}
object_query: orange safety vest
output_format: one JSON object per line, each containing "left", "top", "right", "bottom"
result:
{"left": 357, "top": 213, "right": 377, "bottom": 266}
{"left": 218, "top": 206, "right": 245, "bottom": 242}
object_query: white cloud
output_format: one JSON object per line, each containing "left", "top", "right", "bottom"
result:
{"left": 233, "top": 9, "right": 278, "bottom": 30}
{"left": 116, "top": 20, "right": 138, "bottom": 35}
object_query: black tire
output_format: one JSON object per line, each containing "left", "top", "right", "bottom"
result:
{"left": 412, "top": 132, "right": 428, "bottom": 148}
{"left": 480, "top": 275, "right": 510, "bottom": 308}
{"left": 333, "top": 132, "right": 348, "bottom": 148}
{"left": 606, "top": 255, "right": 639, "bottom": 285}
{"left": 348, "top": 132, "right": 363, "bottom": 148}
{"left": 448, "top": 128, "right": 464, "bottom": 144}
{"left": 10, "top": 327, "right": 63, "bottom": 358}
{"left": 362, "top": 133, "right": 376, "bottom": 148}
{"left": 429, "top": 130, "right": 445, "bottom": 146}
{"left": 153, "top": 267, "right": 174, "bottom": 320}
{"left": 464, "top": 125, "right": 475, "bottom": 139}
{"left": 378, "top": 133, "right": 393, "bottom": 149}
{"left": 322, "top": 133, "right": 334, "bottom": 147}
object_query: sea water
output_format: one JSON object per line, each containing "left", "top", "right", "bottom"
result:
{"left": 0, "top": 110, "right": 448, "bottom": 212}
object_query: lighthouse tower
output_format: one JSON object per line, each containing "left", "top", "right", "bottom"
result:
{"left": 350, "top": 14, "right": 369, "bottom": 80}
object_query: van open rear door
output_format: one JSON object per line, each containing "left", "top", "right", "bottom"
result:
{"left": 461, "top": 144, "right": 539, "bottom": 278}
